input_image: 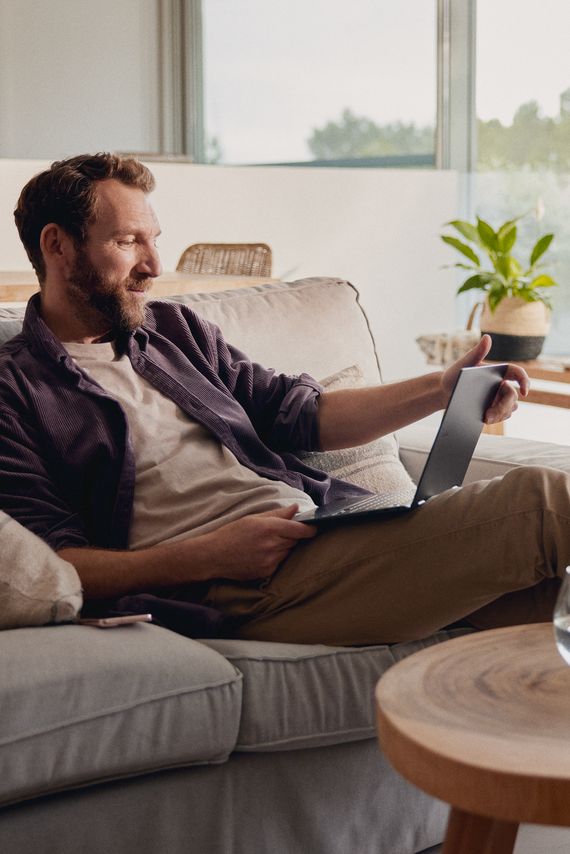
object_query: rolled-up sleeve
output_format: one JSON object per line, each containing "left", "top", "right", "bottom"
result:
{"left": 271, "top": 373, "right": 323, "bottom": 451}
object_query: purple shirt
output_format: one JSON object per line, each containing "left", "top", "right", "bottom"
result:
{"left": 0, "top": 295, "right": 367, "bottom": 552}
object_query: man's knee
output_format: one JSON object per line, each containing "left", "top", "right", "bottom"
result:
{"left": 501, "top": 465, "right": 570, "bottom": 515}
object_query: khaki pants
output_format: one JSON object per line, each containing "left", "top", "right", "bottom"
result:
{"left": 206, "top": 467, "right": 570, "bottom": 645}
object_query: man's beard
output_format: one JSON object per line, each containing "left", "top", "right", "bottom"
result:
{"left": 67, "top": 249, "right": 150, "bottom": 335}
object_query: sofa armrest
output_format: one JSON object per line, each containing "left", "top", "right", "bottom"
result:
{"left": 397, "top": 424, "right": 570, "bottom": 485}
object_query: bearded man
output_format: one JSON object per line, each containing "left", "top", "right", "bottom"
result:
{"left": 1, "top": 152, "right": 568, "bottom": 645}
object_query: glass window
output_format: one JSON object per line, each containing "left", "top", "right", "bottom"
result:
{"left": 475, "top": 0, "right": 570, "bottom": 354}
{"left": 201, "top": 0, "right": 437, "bottom": 166}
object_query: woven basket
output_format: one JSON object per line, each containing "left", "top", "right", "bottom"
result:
{"left": 471, "top": 297, "right": 550, "bottom": 361}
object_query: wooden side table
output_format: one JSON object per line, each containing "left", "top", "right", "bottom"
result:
{"left": 376, "top": 623, "right": 570, "bottom": 854}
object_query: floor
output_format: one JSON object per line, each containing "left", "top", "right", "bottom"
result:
{"left": 424, "top": 824, "right": 570, "bottom": 853}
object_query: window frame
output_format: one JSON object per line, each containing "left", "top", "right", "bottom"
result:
{"left": 160, "top": 0, "right": 476, "bottom": 170}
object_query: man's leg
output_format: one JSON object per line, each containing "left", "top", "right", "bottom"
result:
{"left": 206, "top": 466, "right": 570, "bottom": 645}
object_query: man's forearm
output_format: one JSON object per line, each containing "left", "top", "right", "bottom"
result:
{"left": 58, "top": 537, "right": 213, "bottom": 600}
{"left": 317, "top": 371, "right": 445, "bottom": 451}
{"left": 58, "top": 505, "right": 317, "bottom": 601}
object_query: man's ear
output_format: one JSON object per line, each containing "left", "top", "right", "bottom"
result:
{"left": 39, "top": 223, "right": 76, "bottom": 277}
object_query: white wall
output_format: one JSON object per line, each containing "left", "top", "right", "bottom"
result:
{"left": 0, "top": 0, "right": 160, "bottom": 158}
{"left": 0, "top": 158, "right": 459, "bottom": 380}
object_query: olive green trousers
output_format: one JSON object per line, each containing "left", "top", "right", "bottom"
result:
{"left": 206, "top": 467, "right": 570, "bottom": 645}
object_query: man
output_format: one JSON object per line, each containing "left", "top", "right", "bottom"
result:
{"left": 2, "top": 152, "right": 568, "bottom": 645}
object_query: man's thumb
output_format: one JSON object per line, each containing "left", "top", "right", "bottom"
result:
{"left": 463, "top": 333, "right": 492, "bottom": 367}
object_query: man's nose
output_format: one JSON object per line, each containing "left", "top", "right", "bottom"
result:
{"left": 136, "top": 244, "right": 163, "bottom": 278}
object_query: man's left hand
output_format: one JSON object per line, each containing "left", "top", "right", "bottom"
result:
{"left": 441, "top": 333, "right": 530, "bottom": 425}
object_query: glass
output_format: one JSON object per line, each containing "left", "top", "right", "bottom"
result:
{"left": 475, "top": 0, "right": 570, "bottom": 357}
{"left": 553, "top": 566, "right": 570, "bottom": 664}
{"left": 201, "top": 0, "right": 437, "bottom": 166}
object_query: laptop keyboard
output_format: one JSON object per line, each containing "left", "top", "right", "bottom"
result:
{"left": 327, "top": 489, "right": 413, "bottom": 517}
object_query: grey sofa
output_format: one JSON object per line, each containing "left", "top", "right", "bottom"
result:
{"left": 0, "top": 277, "right": 565, "bottom": 854}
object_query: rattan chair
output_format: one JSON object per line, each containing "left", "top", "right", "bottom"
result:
{"left": 176, "top": 243, "right": 272, "bottom": 277}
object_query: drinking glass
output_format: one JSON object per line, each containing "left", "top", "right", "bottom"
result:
{"left": 553, "top": 566, "right": 570, "bottom": 665}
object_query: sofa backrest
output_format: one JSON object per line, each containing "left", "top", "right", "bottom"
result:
{"left": 166, "top": 277, "right": 382, "bottom": 383}
{"left": 0, "top": 277, "right": 382, "bottom": 385}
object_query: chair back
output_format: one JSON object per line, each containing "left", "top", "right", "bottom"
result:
{"left": 176, "top": 243, "right": 272, "bottom": 277}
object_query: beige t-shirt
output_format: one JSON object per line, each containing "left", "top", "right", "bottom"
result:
{"left": 64, "top": 342, "right": 315, "bottom": 549}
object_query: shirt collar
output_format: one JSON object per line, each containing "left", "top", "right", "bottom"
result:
{"left": 23, "top": 292, "right": 150, "bottom": 361}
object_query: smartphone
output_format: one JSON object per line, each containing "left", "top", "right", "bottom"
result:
{"left": 76, "top": 614, "right": 153, "bottom": 628}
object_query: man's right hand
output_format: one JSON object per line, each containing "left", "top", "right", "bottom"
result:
{"left": 196, "top": 504, "right": 318, "bottom": 582}
{"left": 59, "top": 505, "right": 318, "bottom": 600}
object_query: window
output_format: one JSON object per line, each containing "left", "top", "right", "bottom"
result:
{"left": 475, "top": 0, "right": 570, "bottom": 354}
{"left": 201, "top": 0, "right": 437, "bottom": 167}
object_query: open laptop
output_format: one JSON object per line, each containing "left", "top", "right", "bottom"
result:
{"left": 295, "top": 362, "right": 508, "bottom": 527}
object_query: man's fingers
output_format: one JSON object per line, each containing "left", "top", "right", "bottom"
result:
{"left": 504, "top": 363, "right": 530, "bottom": 397}
{"left": 258, "top": 504, "right": 299, "bottom": 519}
{"left": 485, "top": 381, "right": 519, "bottom": 423}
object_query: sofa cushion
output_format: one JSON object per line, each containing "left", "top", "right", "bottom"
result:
{"left": 0, "top": 624, "right": 242, "bottom": 806}
{"left": 203, "top": 629, "right": 470, "bottom": 752}
{"left": 0, "top": 305, "right": 24, "bottom": 346}
{"left": 165, "top": 277, "right": 382, "bottom": 384}
{"left": 299, "top": 364, "right": 416, "bottom": 497}
{"left": 0, "top": 511, "right": 82, "bottom": 629}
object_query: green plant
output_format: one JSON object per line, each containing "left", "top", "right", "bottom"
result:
{"left": 441, "top": 215, "right": 558, "bottom": 311}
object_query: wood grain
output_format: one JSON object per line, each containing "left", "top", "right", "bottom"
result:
{"left": 376, "top": 623, "right": 570, "bottom": 826}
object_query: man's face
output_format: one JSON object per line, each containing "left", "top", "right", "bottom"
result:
{"left": 66, "top": 179, "right": 162, "bottom": 335}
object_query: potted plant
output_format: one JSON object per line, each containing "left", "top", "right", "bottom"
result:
{"left": 441, "top": 214, "right": 558, "bottom": 360}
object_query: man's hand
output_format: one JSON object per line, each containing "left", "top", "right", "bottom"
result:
{"left": 441, "top": 333, "right": 530, "bottom": 425}
{"left": 59, "top": 504, "right": 318, "bottom": 600}
{"left": 197, "top": 504, "right": 317, "bottom": 582}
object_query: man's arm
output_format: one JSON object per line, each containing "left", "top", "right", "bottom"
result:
{"left": 59, "top": 505, "right": 317, "bottom": 600}
{"left": 317, "top": 335, "right": 530, "bottom": 451}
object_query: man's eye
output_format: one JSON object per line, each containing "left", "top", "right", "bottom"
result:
{"left": 118, "top": 239, "right": 136, "bottom": 247}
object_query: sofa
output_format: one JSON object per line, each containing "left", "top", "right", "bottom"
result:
{"left": 0, "top": 276, "right": 567, "bottom": 854}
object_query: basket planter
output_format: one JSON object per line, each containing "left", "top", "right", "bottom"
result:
{"left": 480, "top": 296, "right": 550, "bottom": 361}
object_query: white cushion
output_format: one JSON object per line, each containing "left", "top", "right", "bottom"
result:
{"left": 0, "top": 512, "right": 82, "bottom": 629}
{"left": 299, "top": 365, "right": 416, "bottom": 497}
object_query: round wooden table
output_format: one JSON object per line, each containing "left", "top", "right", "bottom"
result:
{"left": 375, "top": 623, "right": 570, "bottom": 854}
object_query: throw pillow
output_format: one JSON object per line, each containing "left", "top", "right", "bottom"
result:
{"left": 0, "top": 512, "right": 83, "bottom": 629}
{"left": 299, "top": 366, "right": 417, "bottom": 499}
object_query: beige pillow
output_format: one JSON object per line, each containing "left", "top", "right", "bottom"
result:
{"left": 0, "top": 512, "right": 82, "bottom": 629}
{"left": 299, "top": 366, "right": 417, "bottom": 499}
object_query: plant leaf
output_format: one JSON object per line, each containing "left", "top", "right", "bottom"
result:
{"left": 456, "top": 274, "right": 492, "bottom": 294}
{"left": 441, "top": 235, "right": 481, "bottom": 265}
{"left": 528, "top": 274, "right": 558, "bottom": 289}
{"left": 477, "top": 218, "right": 499, "bottom": 252}
{"left": 498, "top": 224, "right": 517, "bottom": 253}
{"left": 517, "top": 288, "right": 541, "bottom": 303}
{"left": 497, "top": 217, "right": 520, "bottom": 242}
{"left": 530, "top": 233, "right": 554, "bottom": 266}
{"left": 488, "top": 284, "right": 507, "bottom": 312}
{"left": 445, "top": 219, "right": 480, "bottom": 244}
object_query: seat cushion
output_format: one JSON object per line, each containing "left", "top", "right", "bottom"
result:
{"left": 0, "top": 624, "right": 242, "bottom": 806}
{"left": 203, "top": 629, "right": 471, "bottom": 752}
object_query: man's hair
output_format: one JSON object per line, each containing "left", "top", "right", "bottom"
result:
{"left": 14, "top": 152, "right": 155, "bottom": 283}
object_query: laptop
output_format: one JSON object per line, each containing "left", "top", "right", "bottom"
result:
{"left": 295, "top": 362, "right": 508, "bottom": 527}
